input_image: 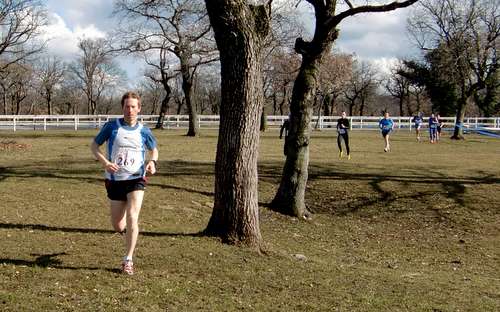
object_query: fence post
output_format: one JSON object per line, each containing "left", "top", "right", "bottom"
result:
{"left": 74, "top": 115, "right": 78, "bottom": 131}
{"left": 13, "top": 117, "right": 16, "bottom": 132}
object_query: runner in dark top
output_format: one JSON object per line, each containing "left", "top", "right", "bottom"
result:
{"left": 336, "top": 111, "right": 351, "bottom": 160}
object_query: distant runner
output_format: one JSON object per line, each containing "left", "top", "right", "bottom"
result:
{"left": 379, "top": 111, "right": 394, "bottom": 152}
{"left": 436, "top": 114, "right": 444, "bottom": 141}
{"left": 279, "top": 116, "right": 291, "bottom": 155}
{"left": 412, "top": 112, "right": 424, "bottom": 142}
{"left": 429, "top": 113, "right": 439, "bottom": 143}
{"left": 336, "top": 111, "right": 351, "bottom": 160}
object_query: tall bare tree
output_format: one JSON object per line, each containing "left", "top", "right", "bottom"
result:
{"left": 203, "top": 0, "right": 271, "bottom": 249}
{"left": 142, "top": 41, "right": 177, "bottom": 129}
{"left": 0, "top": 0, "right": 47, "bottom": 73}
{"left": 266, "top": 51, "right": 301, "bottom": 115}
{"left": 271, "top": 0, "right": 419, "bottom": 218}
{"left": 317, "top": 52, "right": 353, "bottom": 116}
{"left": 114, "top": 0, "right": 218, "bottom": 136}
{"left": 36, "top": 56, "right": 65, "bottom": 115}
{"left": 408, "top": 0, "right": 499, "bottom": 138}
{"left": 262, "top": 0, "right": 305, "bottom": 125}
{"left": 0, "top": 62, "right": 34, "bottom": 114}
{"left": 140, "top": 72, "right": 165, "bottom": 115}
{"left": 343, "top": 60, "right": 379, "bottom": 116}
{"left": 70, "top": 38, "right": 122, "bottom": 115}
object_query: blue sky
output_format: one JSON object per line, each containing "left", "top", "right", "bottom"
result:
{"left": 41, "top": 0, "right": 420, "bottom": 80}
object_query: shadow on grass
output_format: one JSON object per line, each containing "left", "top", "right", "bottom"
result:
{"left": 0, "top": 160, "right": 216, "bottom": 197}
{"left": 0, "top": 223, "right": 204, "bottom": 273}
{"left": 0, "top": 252, "right": 120, "bottom": 273}
{"left": 3, "top": 159, "right": 499, "bottom": 218}
{"left": 0, "top": 222, "right": 202, "bottom": 238}
{"left": 261, "top": 162, "right": 500, "bottom": 216}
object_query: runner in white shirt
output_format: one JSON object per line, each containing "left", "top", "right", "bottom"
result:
{"left": 91, "top": 91, "right": 159, "bottom": 275}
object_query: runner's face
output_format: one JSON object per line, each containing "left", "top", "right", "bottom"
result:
{"left": 342, "top": 112, "right": 346, "bottom": 118}
{"left": 123, "top": 98, "right": 141, "bottom": 122}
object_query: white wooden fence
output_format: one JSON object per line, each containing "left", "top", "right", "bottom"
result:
{"left": 0, "top": 114, "right": 499, "bottom": 132}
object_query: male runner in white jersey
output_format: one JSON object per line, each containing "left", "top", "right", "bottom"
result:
{"left": 91, "top": 91, "right": 159, "bottom": 275}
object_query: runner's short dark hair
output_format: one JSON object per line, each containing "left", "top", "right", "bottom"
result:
{"left": 121, "top": 91, "right": 141, "bottom": 107}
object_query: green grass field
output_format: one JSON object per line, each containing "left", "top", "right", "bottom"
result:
{"left": 0, "top": 129, "right": 499, "bottom": 311}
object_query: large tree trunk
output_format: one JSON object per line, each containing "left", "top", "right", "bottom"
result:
{"left": 203, "top": 0, "right": 270, "bottom": 249}
{"left": 323, "top": 94, "right": 331, "bottom": 116}
{"left": 183, "top": 78, "right": 199, "bottom": 136}
{"left": 155, "top": 83, "right": 172, "bottom": 129}
{"left": 399, "top": 97, "right": 404, "bottom": 117}
{"left": 348, "top": 101, "right": 355, "bottom": 116}
{"left": 180, "top": 59, "right": 199, "bottom": 137}
{"left": 270, "top": 49, "right": 328, "bottom": 217}
{"left": 359, "top": 98, "right": 366, "bottom": 116}
{"left": 155, "top": 95, "right": 170, "bottom": 129}
{"left": 46, "top": 92, "right": 52, "bottom": 115}
{"left": 2, "top": 90, "right": 7, "bottom": 115}
{"left": 260, "top": 108, "right": 267, "bottom": 132}
{"left": 451, "top": 97, "right": 467, "bottom": 140}
{"left": 270, "top": 0, "right": 418, "bottom": 218}
{"left": 175, "top": 97, "right": 184, "bottom": 115}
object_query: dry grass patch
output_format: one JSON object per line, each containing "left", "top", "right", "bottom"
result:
{"left": 0, "top": 129, "right": 499, "bottom": 311}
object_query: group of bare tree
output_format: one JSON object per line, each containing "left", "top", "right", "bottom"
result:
{"left": 0, "top": 0, "right": 429, "bottom": 121}
{"left": 406, "top": 0, "right": 499, "bottom": 139}
{"left": 1, "top": 0, "right": 498, "bottom": 249}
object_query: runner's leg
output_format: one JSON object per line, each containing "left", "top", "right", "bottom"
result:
{"left": 124, "top": 190, "right": 145, "bottom": 259}
{"left": 110, "top": 200, "right": 127, "bottom": 233}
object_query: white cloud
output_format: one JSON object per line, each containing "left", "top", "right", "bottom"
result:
{"left": 371, "top": 57, "right": 399, "bottom": 76}
{"left": 294, "top": 2, "right": 419, "bottom": 72}
{"left": 40, "top": 12, "right": 107, "bottom": 61}
{"left": 45, "top": 0, "right": 115, "bottom": 30}
{"left": 336, "top": 10, "right": 417, "bottom": 60}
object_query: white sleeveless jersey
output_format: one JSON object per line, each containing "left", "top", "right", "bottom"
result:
{"left": 94, "top": 118, "right": 157, "bottom": 181}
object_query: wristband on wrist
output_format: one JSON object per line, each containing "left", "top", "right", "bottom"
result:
{"left": 149, "top": 160, "right": 157, "bottom": 167}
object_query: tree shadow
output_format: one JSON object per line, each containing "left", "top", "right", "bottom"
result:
{"left": 276, "top": 161, "right": 499, "bottom": 217}
{"left": 3, "top": 157, "right": 498, "bottom": 221}
{"left": 0, "top": 223, "right": 204, "bottom": 273}
{"left": 0, "top": 160, "right": 216, "bottom": 197}
{"left": 0, "top": 252, "right": 119, "bottom": 273}
{"left": 0, "top": 222, "right": 202, "bottom": 238}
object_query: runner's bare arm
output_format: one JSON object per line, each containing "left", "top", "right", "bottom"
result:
{"left": 145, "top": 147, "right": 159, "bottom": 175}
{"left": 90, "top": 141, "right": 119, "bottom": 173}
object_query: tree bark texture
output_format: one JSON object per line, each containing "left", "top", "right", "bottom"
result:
{"left": 271, "top": 0, "right": 419, "bottom": 218}
{"left": 181, "top": 67, "right": 199, "bottom": 136}
{"left": 451, "top": 98, "right": 467, "bottom": 139}
{"left": 204, "top": 0, "right": 270, "bottom": 248}
{"left": 271, "top": 51, "right": 328, "bottom": 217}
{"left": 155, "top": 101, "right": 167, "bottom": 129}
{"left": 155, "top": 89, "right": 171, "bottom": 129}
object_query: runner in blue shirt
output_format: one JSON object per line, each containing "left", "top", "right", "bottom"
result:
{"left": 412, "top": 112, "right": 424, "bottom": 142}
{"left": 91, "top": 91, "right": 159, "bottom": 275}
{"left": 379, "top": 112, "right": 394, "bottom": 152}
{"left": 429, "top": 113, "right": 439, "bottom": 143}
